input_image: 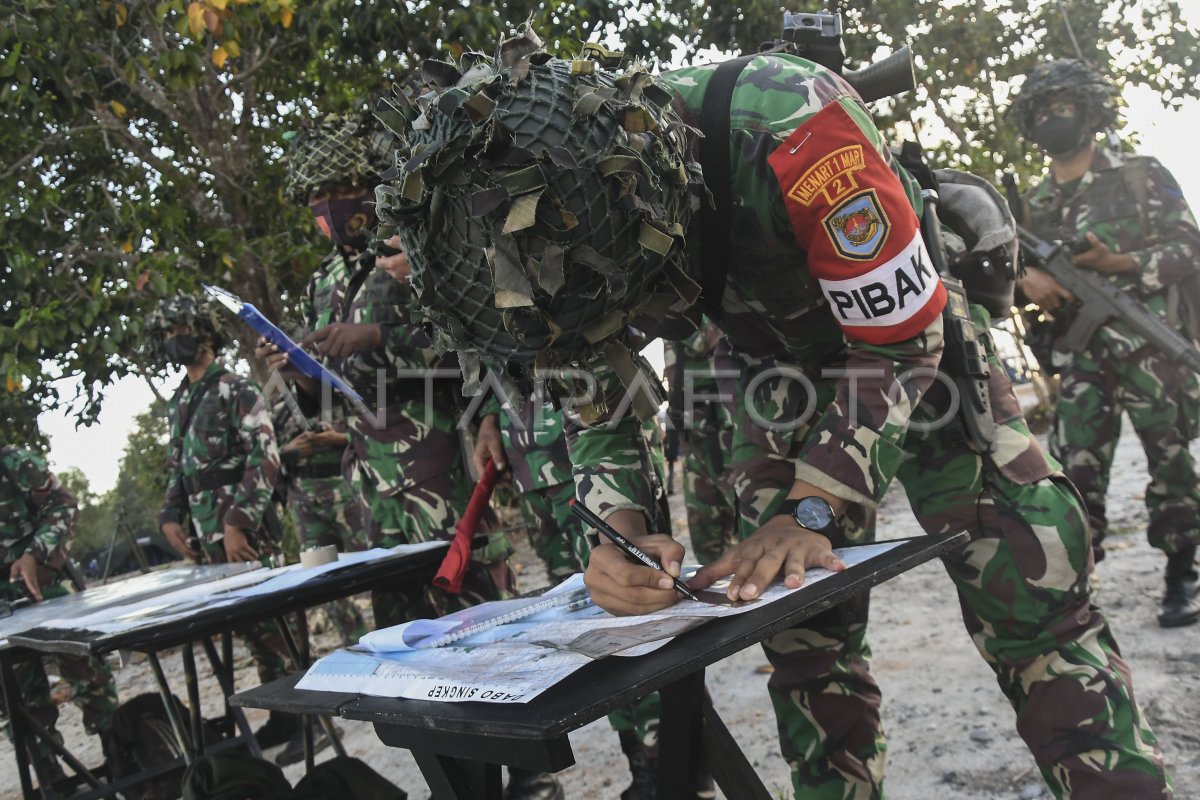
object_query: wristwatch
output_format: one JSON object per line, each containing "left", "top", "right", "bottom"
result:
{"left": 774, "top": 496, "right": 837, "bottom": 534}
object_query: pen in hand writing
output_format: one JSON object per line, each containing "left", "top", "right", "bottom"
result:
{"left": 570, "top": 498, "right": 701, "bottom": 603}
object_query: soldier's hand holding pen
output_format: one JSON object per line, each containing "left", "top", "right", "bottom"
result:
{"left": 10, "top": 552, "right": 43, "bottom": 602}
{"left": 161, "top": 521, "right": 200, "bottom": 560}
{"left": 583, "top": 509, "right": 686, "bottom": 615}
{"left": 223, "top": 524, "right": 259, "bottom": 562}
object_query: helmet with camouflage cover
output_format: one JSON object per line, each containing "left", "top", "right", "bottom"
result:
{"left": 372, "top": 28, "right": 701, "bottom": 370}
{"left": 144, "top": 293, "right": 228, "bottom": 355}
{"left": 1009, "top": 58, "right": 1119, "bottom": 137}
{"left": 284, "top": 110, "right": 395, "bottom": 205}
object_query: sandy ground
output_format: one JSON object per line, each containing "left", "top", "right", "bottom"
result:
{"left": 3, "top": 420, "right": 1198, "bottom": 799}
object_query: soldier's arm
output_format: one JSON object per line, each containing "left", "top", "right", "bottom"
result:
{"left": 224, "top": 379, "right": 283, "bottom": 532}
{"left": 1126, "top": 157, "right": 1200, "bottom": 294}
{"left": 768, "top": 96, "right": 947, "bottom": 510}
{"left": 9, "top": 451, "right": 78, "bottom": 561}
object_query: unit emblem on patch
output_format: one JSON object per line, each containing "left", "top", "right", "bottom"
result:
{"left": 823, "top": 190, "right": 890, "bottom": 261}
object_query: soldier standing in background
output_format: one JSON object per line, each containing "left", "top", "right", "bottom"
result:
{"left": 664, "top": 322, "right": 739, "bottom": 563}
{"left": 147, "top": 295, "right": 306, "bottom": 757}
{"left": 272, "top": 400, "right": 367, "bottom": 645}
{"left": 1, "top": 445, "right": 118, "bottom": 776}
{"left": 1011, "top": 59, "right": 1200, "bottom": 628}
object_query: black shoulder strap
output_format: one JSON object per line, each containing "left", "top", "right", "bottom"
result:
{"left": 337, "top": 255, "right": 375, "bottom": 324}
{"left": 696, "top": 55, "right": 755, "bottom": 320}
{"left": 178, "top": 367, "right": 228, "bottom": 440}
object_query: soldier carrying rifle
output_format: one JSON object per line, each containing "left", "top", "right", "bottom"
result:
{"left": 1010, "top": 58, "right": 1200, "bottom": 628}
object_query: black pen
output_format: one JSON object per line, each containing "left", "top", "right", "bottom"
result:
{"left": 570, "top": 498, "right": 701, "bottom": 602}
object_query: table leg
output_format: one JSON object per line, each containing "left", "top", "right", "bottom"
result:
{"left": 182, "top": 643, "right": 205, "bottom": 754}
{"left": 411, "top": 749, "right": 504, "bottom": 800}
{"left": 17, "top": 707, "right": 104, "bottom": 790}
{"left": 700, "top": 694, "right": 773, "bottom": 800}
{"left": 199, "top": 637, "right": 261, "bottom": 758}
{"left": 657, "top": 670, "right": 707, "bottom": 800}
{"left": 148, "top": 650, "right": 194, "bottom": 765}
{"left": 221, "top": 632, "right": 235, "bottom": 739}
{"left": 275, "top": 614, "right": 347, "bottom": 763}
{"left": 0, "top": 654, "right": 36, "bottom": 798}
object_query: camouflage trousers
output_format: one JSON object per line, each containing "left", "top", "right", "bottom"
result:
{"left": 288, "top": 474, "right": 368, "bottom": 644}
{"left": 732, "top": 384, "right": 1169, "bottom": 798}
{"left": 517, "top": 481, "right": 590, "bottom": 583}
{"left": 1, "top": 573, "right": 118, "bottom": 753}
{"left": 201, "top": 533, "right": 289, "bottom": 685}
{"left": 1050, "top": 342, "right": 1200, "bottom": 557}
{"left": 682, "top": 403, "right": 738, "bottom": 564}
{"left": 345, "top": 430, "right": 514, "bottom": 630}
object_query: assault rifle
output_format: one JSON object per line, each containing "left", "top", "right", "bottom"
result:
{"left": 1016, "top": 225, "right": 1200, "bottom": 375}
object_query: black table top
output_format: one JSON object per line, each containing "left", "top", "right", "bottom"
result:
{"left": 8, "top": 543, "right": 451, "bottom": 658}
{"left": 231, "top": 532, "right": 967, "bottom": 742}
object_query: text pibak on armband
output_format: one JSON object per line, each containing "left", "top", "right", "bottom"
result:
{"left": 768, "top": 98, "right": 947, "bottom": 345}
{"left": 425, "top": 682, "right": 526, "bottom": 702}
{"left": 819, "top": 232, "right": 940, "bottom": 334}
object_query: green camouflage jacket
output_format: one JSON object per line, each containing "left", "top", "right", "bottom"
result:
{"left": 569, "top": 54, "right": 1052, "bottom": 521}
{"left": 0, "top": 446, "right": 77, "bottom": 568}
{"left": 1026, "top": 146, "right": 1200, "bottom": 357}
{"left": 158, "top": 363, "right": 281, "bottom": 539}
{"left": 302, "top": 249, "right": 464, "bottom": 490}
{"left": 664, "top": 322, "right": 737, "bottom": 431}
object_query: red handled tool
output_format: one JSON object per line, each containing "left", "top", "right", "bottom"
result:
{"left": 434, "top": 459, "right": 500, "bottom": 594}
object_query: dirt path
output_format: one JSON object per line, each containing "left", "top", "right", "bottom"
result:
{"left": 3, "top": 423, "right": 1196, "bottom": 799}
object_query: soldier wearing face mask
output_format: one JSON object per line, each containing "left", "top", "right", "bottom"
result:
{"left": 1011, "top": 59, "right": 1200, "bottom": 628}
{"left": 145, "top": 295, "right": 305, "bottom": 753}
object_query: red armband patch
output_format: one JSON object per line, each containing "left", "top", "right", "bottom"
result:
{"left": 768, "top": 101, "right": 945, "bottom": 344}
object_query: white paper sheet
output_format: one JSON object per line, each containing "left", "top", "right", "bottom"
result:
{"left": 297, "top": 541, "right": 902, "bottom": 703}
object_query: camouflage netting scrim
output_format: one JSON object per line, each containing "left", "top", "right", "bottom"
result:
{"left": 1008, "top": 58, "right": 1120, "bottom": 136}
{"left": 285, "top": 110, "right": 395, "bottom": 204}
{"left": 373, "top": 28, "right": 702, "bottom": 369}
{"left": 144, "top": 293, "right": 228, "bottom": 354}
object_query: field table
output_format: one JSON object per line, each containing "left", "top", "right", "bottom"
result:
{"left": 230, "top": 532, "right": 968, "bottom": 800}
{"left": 5, "top": 542, "right": 450, "bottom": 799}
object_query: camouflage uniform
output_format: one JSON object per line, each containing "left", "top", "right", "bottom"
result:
{"left": 0, "top": 446, "right": 117, "bottom": 750}
{"left": 272, "top": 401, "right": 367, "bottom": 644}
{"left": 563, "top": 57, "right": 1168, "bottom": 798}
{"left": 1024, "top": 147, "right": 1200, "bottom": 559}
{"left": 301, "top": 251, "right": 512, "bottom": 628}
{"left": 158, "top": 363, "right": 288, "bottom": 683}
{"left": 664, "top": 324, "right": 739, "bottom": 563}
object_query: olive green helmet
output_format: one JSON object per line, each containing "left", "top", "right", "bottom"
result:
{"left": 1009, "top": 58, "right": 1119, "bottom": 136}
{"left": 284, "top": 110, "right": 395, "bottom": 205}
{"left": 373, "top": 29, "right": 702, "bottom": 370}
{"left": 144, "top": 293, "right": 228, "bottom": 353}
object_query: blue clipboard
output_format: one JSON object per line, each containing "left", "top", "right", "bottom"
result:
{"left": 203, "top": 284, "right": 367, "bottom": 409}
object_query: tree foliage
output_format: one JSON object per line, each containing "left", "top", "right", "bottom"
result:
{"left": 2, "top": 0, "right": 1198, "bottom": 445}
{"left": 0, "top": 0, "right": 685, "bottom": 439}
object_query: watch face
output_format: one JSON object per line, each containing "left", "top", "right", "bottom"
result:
{"left": 795, "top": 497, "right": 835, "bottom": 531}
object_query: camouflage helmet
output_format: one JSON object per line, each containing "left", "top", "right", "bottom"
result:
{"left": 373, "top": 28, "right": 701, "bottom": 370}
{"left": 284, "top": 110, "right": 394, "bottom": 205}
{"left": 1009, "top": 59, "right": 1119, "bottom": 136}
{"left": 144, "top": 293, "right": 228, "bottom": 352}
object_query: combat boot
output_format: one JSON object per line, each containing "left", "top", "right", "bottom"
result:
{"left": 504, "top": 767, "right": 564, "bottom": 800}
{"left": 1158, "top": 545, "right": 1199, "bottom": 628}
{"left": 618, "top": 730, "right": 657, "bottom": 800}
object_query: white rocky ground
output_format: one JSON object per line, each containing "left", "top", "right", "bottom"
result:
{"left": 3, "top": 419, "right": 1197, "bottom": 799}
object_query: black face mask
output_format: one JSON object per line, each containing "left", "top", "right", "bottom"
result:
{"left": 1031, "top": 113, "right": 1090, "bottom": 157}
{"left": 163, "top": 334, "right": 200, "bottom": 367}
{"left": 311, "top": 195, "right": 376, "bottom": 252}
